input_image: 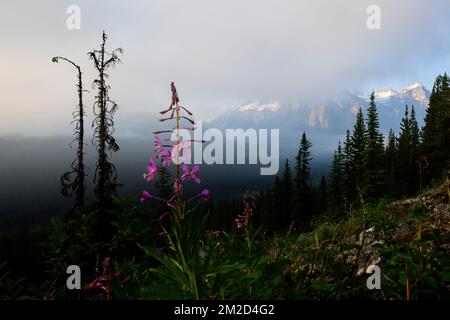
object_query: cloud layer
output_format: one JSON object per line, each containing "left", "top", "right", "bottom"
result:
{"left": 0, "top": 0, "right": 449, "bottom": 136}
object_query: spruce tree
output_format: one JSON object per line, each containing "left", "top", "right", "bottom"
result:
{"left": 261, "top": 187, "right": 275, "bottom": 230}
{"left": 396, "top": 105, "right": 412, "bottom": 196}
{"left": 270, "top": 176, "right": 283, "bottom": 230}
{"left": 362, "top": 92, "right": 384, "bottom": 202}
{"left": 385, "top": 129, "right": 397, "bottom": 196}
{"left": 343, "top": 129, "right": 352, "bottom": 203}
{"left": 422, "top": 73, "right": 450, "bottom": 183}
{"left": 329, "top": 142, "right": 344, "bottom": 215}
{"left": 280, "top": 159, "right": 293, "bottom": 229}
{"left": 410, "top": 105, "right": 420, "bottom": 151}
{"left": 291, "top": 132, "right": 313, "bottom": 231}
{"left": 317, "top": 175, "right": 328, "bottom": 214}
{"left": 410, "top": 105, "right": 420, "bottom": 192}
{"left": 349, "top": 107, "right": 366, "bottom": 201}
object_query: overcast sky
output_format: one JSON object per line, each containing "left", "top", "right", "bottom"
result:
{"left": 1, "top": 0, "right": 449, "bottom": 136}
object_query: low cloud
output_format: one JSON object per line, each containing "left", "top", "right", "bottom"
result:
{"left": 0, "top": 0, "right": 449, "bottom": 136}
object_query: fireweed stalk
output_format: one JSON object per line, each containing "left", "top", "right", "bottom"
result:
{"left": 235, "top": 191, "right": 262, "bottom": 256}
{"left": 140, "top": 82, "right": 209, "bottom": 217}
{"left": 235, "top": 191, "right": 257, "bottom": 231}
{"left": 139, "top": 83, "right": 213, "bottom": 299}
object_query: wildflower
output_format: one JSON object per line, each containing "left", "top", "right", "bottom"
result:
{"left": 181, "top": 165, "right": 201, "bottom": 184}
{"left": 188, "top": 189, "right": 210, "bottom": 203}
{"left": 234, "top": 192, "right": 255, "bottom": 230}
{"left": 143, "top": 158, "right": 158, "bottom": 181}
{"left": 154, "top": 135, "right": 163, "bottom": 151}
{"left": 140, "top": 190, "right": 152, "bottom": 203}
{"left": 156, "top": 150, "right": 172, "bottom": 168}
{"left": 199, "top": 189, "right": 210, "bottom": 201}
{"left": 143, "top": 83, "right": 209, "bottom": 219}
{"left": 82, "top": 257, "right": 126, "bottom": 300}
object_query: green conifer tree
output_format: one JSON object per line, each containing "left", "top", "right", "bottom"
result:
{"left": 385, "top": 129, "right": 397, "bottom": 196}
{"left": 362, "top": 92, "right": 385, "bottom": 201}
{"left": 317, "top": 175, "right": 328, "bottom": 214}
{"left": 291, "top": 132, "right": 313, "bottom": 231}
{"left": 329, "top": 142, "right": 344, "bottom": 215}
{"left": 422, "top": 73, "right": 450, "bottom": 183}
{"left": 280, "top": 159, "right": 293, "bottom": 229}
{"left": 349, "top": 107, "right": 366, "bottom": 201}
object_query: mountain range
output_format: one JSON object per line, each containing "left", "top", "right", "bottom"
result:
{"left": 0, "top": 82, "right": 432, "bottom": 228}
{"left": 207, "top": 82, "right": 430, "bottom": 156}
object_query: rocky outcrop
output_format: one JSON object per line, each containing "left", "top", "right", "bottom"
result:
{"left": 344, "top": 185, "right": 449, "bottom": 276}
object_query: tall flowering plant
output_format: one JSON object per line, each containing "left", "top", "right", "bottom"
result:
{"left": 234, "top": 191, "right": 263, "bottom": 256}
{"left": 139, "top": 83, "right": 213, "bottom": 299}
{"left": 140, "top": 82, "right": 209, "bottom": 216}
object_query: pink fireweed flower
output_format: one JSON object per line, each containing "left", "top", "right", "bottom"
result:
{"left": 154, "top": 135, "right": 163, "bottom": 151}
{"left": 156, "top": 150, "right": 172, "bottom": 168}
{"left": 143, "top": 158, "right": 158, "bottom": 181}
{"left": 199, "top": 189, "right": 210, "bottom": 201}
{"left": 141, "top": 190, "right": 172, "bottom": 205}
{"left": 181, "top": 165, "right": 201, "bottom": 184}
{"left": 188, "top": 189, "right": 210, "bottom": 203}
{"left": 140, "top": 190, "right": 152, "bottom": 203}
{"left": 143, "top": 83, "right": 210, "bottom": 217}
{"left": 235, "top": 201, "right": 253, "bottom": 230}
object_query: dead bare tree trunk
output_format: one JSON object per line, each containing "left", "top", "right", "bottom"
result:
{"left": 52, "top": 56, "right": 86, "bottom": 209}
{"left": 88, "top": 31, "right": 123, "bottom": 208}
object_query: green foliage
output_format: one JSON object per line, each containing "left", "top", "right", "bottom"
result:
{"left": 422, "top": 73, "right": 450, "bottom": 183}
{"left": 395, "top": 105, "right": 421, "bottom": 196}
{"left": 0, "top": 261, "right": 27, "bottom": 299}
{"left": 363, "top": 92, "right": 385, "bottom": 201}
{"left": 41, "top": 196, "right": 158, "bottom": 299}
{"left": 20, "top": 188, "right": 445, "bottom": 301}
{"left": 139, "top": 204, "right": 244, "bottom": 299}
{"left": 317, "top": 175, "right": 328, "bottom": 214}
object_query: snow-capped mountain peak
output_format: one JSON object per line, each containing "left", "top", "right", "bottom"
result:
{"left": 238, "top": 102, "right": 281, "bottom": 112}
{"left": 374, "top": 87, "right": 397, "bottom": 99}
{"left": 398, "top": 82, "right": 428, "bottom": 104}
{"left": 207, "top": 82, "right": 430, "bottom": 158}
{"left": 401, "top": 82, "right": 424, "bottom": 92}
{"left": 368, "top": 82, "right": 429, "bottom": 106}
